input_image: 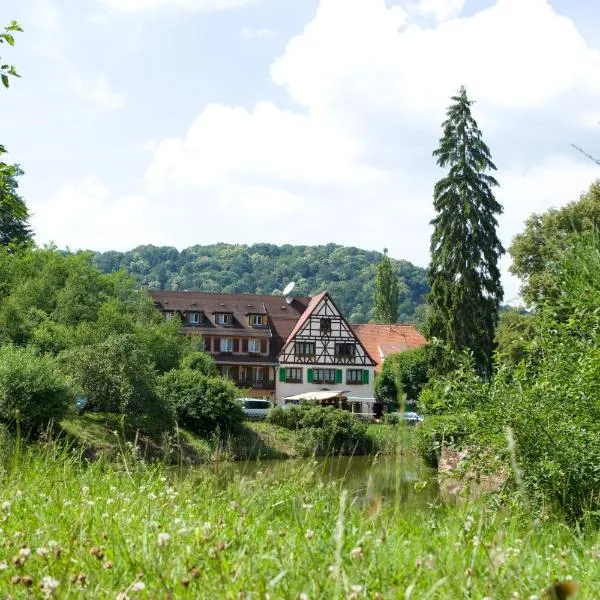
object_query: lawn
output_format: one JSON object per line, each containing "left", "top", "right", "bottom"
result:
{"left": 0, "top": 443, "right": 596, "bottom": 598}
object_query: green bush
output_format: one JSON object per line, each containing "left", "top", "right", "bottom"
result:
{"left": 415, "top": 413, "right": 475, "bottom": 468}
{"left": 60, "top": 334, "right": 168, "bottom": 421}
{"left": 383, "top": 412, "right": 401, "bottom": 425}
{"left": 181, "top": 351, "right": 217, "bottom": 376}
{"left": 157, "top": 369, "right": 243, "bottom": 437}
{"left": 0, "top": 345, "right": 73, "bottom": 429}
{"left": 268, "top": 404, "right": 372, "bottom": 456}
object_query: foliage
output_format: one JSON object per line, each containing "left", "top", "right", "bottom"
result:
{"left": 373, "top": 368, "right": 397, "bottom": 402}
{"left": 59, "top": 334, "right": 168, "bottom": 420}
{"left": 0, "top": 447, "right": 597, "bottom": 598}
{"left": 0, "top": 345, "right": 72, "bottom": 429}
{"left": 494, "top": 307, "right": 539, "bottom": 367}
{"left": 426, "top": 86, "right": 504, "bottom": 377}
{"left": 418, "top": 350, "right": 489, "bottom": 415}
{"left": 415, "top": 413, "right": 476, "bottom": 468}
{"left": 0, "top": 20, "right": 21, "bottom": 90}
{"left": 509, "top": 179, "right": 600, "bottom": 307}
{"left": 0, "top": 163, "right": 32, "bottom": 250}
{"left": 157, "top": 368, "right": 243, "bottom": 436}
{"left": 267, "top": 404, "right": 372, "bottom": 456}
{"left": 181, "top": 351, "right": 217, "bottom": 376}
{"left": 390, "top": 347, "right": 429, "bottom": 400}
{"left": 372, "top": 248, "right": 400, "bottom": 323}
{"left": 91, "top": 243, "right": 429, "bottom": 324}
{"left": 485, "top": 234, "right": 600, "bottom": 521}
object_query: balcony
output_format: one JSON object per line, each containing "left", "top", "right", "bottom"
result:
{"left": 235, "top": 378, "right": 275, "bottom": 391}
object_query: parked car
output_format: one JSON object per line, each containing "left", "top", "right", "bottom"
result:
{"left": 387, "top": 411, "right": 424, "bottom": 425}
{"left": 239, "top": 398, "right": 272, "bottom": 420}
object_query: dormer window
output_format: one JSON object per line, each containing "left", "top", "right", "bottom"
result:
{"left": 215, "top": 313, "right": 232, "bottom": 326}
{"left": 249, "top": 314, "right": 267, "bottom": 327}
{"left": 187, "top": 312, "right": 201, "bottom": 325}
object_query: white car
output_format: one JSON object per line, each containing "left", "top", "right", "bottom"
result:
{"left": 239, "top": 398, "right": 272, "bottom": 419}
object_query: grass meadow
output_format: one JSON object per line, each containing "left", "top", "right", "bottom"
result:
{"left": 0, "top": 438, "right": 598, "bottom": 599}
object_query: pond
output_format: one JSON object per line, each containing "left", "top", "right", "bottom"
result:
{"left": 202, "top": 453, "right": 439, "bottom": 510}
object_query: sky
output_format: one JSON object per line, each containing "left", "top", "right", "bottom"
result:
{"left": 2, "top": 0, "right": 600, "bottom": 303}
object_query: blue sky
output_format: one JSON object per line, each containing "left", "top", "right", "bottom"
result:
{"left": 2, "top": 0, "right": 600, "bottom": 302}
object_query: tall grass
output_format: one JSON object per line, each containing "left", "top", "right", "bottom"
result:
{"left": 0, "top": 440, "right": 598, "bottom": 598}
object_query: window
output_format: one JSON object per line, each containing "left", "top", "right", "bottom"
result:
{"left": 346, "top": 369, "right": 364, "bottom": 385}
{"left": 221, "top": 366, "right": 233, "bottom": 379}
{"left": 295, "top": 341, "right": 316, "bottom": 356}
{"left": 251, "top": 367, "right": 264, "bottom": 382}
{"left": 320, "top": 318, "right": 332, "bottom": 333}
{"left": 250, "top": 314, "right": 266, "bottom": 327}
{"left": 285, "top": 368, "right": 303, "bottom": 383}
{"left": 248, "top": 338, "right": 261, "bottom": 353}
{"left": 335, "top": 343, "right": 356, "bottom": 358}
{"left": 187, "top": 312, "right": 200, "bottom": 324}
{"left": 215, "top": 313, "right": 232, "bottom": 325}
{"left": 220, "top": 338, "right": 233, "bottom": 353}
{"left": 313, "top": 369, "right": 336, "bottom": 384}
{"left": 165, "top": 311, "right": 174, "bottom": 321}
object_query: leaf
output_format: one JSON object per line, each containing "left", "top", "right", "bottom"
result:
{"left": 3, "top": 34, "right": 14, "bottom": 46}
{"left": 1, "top": 73, "right": 9, "bottom": 89}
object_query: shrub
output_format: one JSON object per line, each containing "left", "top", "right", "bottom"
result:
{"left": 268, "top": 404, "right": 372, "bottom": 456}
{"left": 415, "top": 413, "right": 475, "bottom": 468}
{"left": 157, "top": 369, "right": 243, "bottom": 437}
{"left": 0, "top": 345, "right": 72, "bottom": 429}
{"left": 383, "top": 412, "right": 400, "bottom": 425}
{"left": 181, "top": 351, "right": 217, "bottom": 376}
{"left": 60, "top": 334, "right": 168, "bottom": 421}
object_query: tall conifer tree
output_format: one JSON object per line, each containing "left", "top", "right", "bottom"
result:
{"left": 426, "top": 87, "right": 504, "bottom": 377}
{"left": 373, "top": 248, "right": 399, "bottom": 324}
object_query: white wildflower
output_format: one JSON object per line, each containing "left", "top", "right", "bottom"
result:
{"left": 157, "top": 532, "right": 171, "bottom": 547}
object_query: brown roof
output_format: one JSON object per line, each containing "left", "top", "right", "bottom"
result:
{"left": 351, "top": 324, "right": 427, "bottom": 372}
{"left": 148, "top": 290, "right": 311, "bottom": 361}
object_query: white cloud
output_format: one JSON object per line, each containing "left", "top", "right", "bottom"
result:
{"left": 28, "top": 0, "right": 600, "bottom": 306}
{"left": 241, "top": 26, "right": 277, "bottom": 39}
{"left": 71, "top": 74, "right": 125, "bottom": 110}
{"left": 97, "top": 0, "right": 259, "bottom": 13}
{"left": 30, "top": 178, "right": 147, "bottom": 251}
{"left": 411, "top": 0, "right": 465, "bottom": 22}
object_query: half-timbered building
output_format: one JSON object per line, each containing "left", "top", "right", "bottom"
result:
{"left": 276, "top": 292, "right": 377, "bottom": 411}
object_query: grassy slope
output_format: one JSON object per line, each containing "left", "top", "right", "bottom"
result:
{"left": 59, "top": 414, "right": 409, "bottom": 463}
{"left": 0, "top": 446, "right": 597, "bottom": 598}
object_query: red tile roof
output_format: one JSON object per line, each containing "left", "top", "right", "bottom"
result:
{"left": 351, "top": 324, "right": 427, "bottom": 372}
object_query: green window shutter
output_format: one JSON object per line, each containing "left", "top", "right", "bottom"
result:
{"left": 362, "top": 370, "right": 369, "bottom": 385}
{"left": 279, "top": 367, "right": 286, "bottom": 382}
{"left": 336, "top": 369, "right": 343, "bottom": 384}
{"left": 307, "top": 369, "right": 314, "bottom": 383}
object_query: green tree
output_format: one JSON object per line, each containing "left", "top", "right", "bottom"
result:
{"left": 426, "top": 86, "right": 504, "bottom": 377}
{"left": 373, "top": 248, "right": 399, "bottom": 323}
{"left": 0, "top": 345, "right": 72, "bottom": 429}
{"left": 0, "top": 20, "right": 21, "bottom": 90}
{"left": 157, "top": 368, "right": 242, "bottom": 436}
{"left": 0, "top": 163, "right": 32, "bottom": 249}
{"left": 509, "top": 180, "right": 600, "bottom": 307}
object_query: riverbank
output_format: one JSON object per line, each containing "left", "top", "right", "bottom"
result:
{"left": 0, "top": 445, "right": 595, "bottom": 598}
{"left": 56, "top": 413, "right": 412, "bottom": 463}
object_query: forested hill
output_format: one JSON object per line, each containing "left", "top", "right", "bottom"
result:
{"left": 91, "top": 243, "right": 429, "bottom": 324}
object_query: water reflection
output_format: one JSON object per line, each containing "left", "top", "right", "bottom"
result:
{"left": 205, "top": 453, "right": 439, "bottom": 509}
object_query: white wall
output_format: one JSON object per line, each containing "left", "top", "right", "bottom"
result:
{"left": 276, "top": 364, "right": 375, "bottom": 403}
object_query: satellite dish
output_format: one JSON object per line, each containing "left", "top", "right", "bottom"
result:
{"left": 282, "top": 281, "right": 295, "bottom": 304}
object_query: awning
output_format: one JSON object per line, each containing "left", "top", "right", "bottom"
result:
{"left": 283, "top": 390, "right": 350, "bottom": 402}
